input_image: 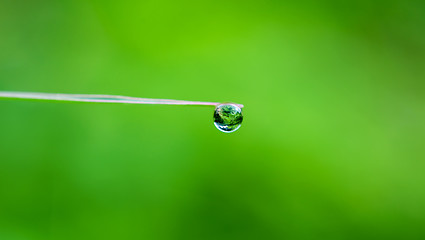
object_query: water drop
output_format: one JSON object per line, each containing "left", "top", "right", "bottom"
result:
{"left": 213, "top": 103, "right": 243, "bottom": 133}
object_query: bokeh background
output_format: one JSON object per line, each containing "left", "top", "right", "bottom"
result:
{"left": 1, "top": 0, "right": 425, "bottom": 239}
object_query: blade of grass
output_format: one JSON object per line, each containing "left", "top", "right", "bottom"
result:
{"left": 0, "top": 91, "right": 244, "bottom": 108}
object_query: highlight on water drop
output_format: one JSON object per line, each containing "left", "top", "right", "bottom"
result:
{"left": 213, "top": 103, "right": 243, "bottom": 133}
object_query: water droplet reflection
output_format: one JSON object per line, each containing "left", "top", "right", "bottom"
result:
{"left": 213, "top": 103, "right": 243, "bottom": 133}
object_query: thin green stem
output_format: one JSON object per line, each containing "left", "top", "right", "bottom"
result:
{"left": 0, "top": 91, "right": 244, "bottom": 108}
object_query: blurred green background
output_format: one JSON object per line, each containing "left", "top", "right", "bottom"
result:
{"left": 1, "top": 0, "right": 425, "bottom": 239}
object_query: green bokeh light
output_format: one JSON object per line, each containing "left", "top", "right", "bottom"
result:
{"left": 1, "top": 0, "right": 424, "bottom": 239}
